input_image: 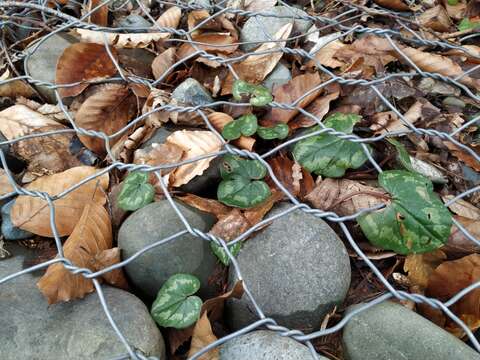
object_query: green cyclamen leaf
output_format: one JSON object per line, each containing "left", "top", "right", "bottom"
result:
{"left": 459, "top": 18, "right": 480, "bottom": 31}
{"left": 210, "top": 241, "right": 242, "bottom": 265}
{"left": 387, "top": 138, "right": 415, "bottom": 173}
{"left": 218, "top": 174, "right": 271, "bottom": 208}
{"left": 150, "top": 273, "right": 202, "bottom": 329}
{"left": 222, "top": 114, "right": 258, "bottom": 140}
{"left": 257, "top": 123, "right": 289, "bottom": 140}
{"left": 220, "top": 154, "right": 267, "bottom": 180}
{"left": 292, "top": 113, "right": 369, "bottom": 177}
{"left": 357, "top": 170, "right": 453, "bottom": 255}
{"left": 232, "top": 80, "right": 272, "bottom": 106}
{"left": 117, "top": 171, "right": 155, "bottom": 211}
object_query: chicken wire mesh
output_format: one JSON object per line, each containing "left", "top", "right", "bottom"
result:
{"left": 0, "top": 0, "right": 480, "bottom": 359}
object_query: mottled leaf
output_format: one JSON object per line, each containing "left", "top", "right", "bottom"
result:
{"left": 210, "top": 241, "right": 242, "bottom": 266}
{"left": 151, "top": 274, "right": 202, "bottom": 329}
{"left": 292, "top": 113, "right": 369, "bottom": 177}
{"left": 117, "top": 171, "right": 154, "bottom": 211}
{"left": 257, "top": 123, "right": 289, "bottom": 140}
{"left": 222, "top": 114, "right": 258, "bottom": 140}
{"left": 358, "top": 170, "right": 453, "bottom": 254}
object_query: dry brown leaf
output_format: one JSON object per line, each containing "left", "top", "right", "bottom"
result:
{"left": 222, "top": 23, "right": 293, "bottom": 94}
{"left": 37, "top": 201, "right": 126, "bottom": 304}
{"left": 264, "top": 72, "right": 323, "bottom": 125}
{"left": 372, "top": 0, "right": 410, "bottom": 10}
{"left": 289, "top": 83, "right": 340, "bottom": 130}
{"left": 418, "top": 5, "right": 452, "bottom": 32}
{"left": 442, "top": 195, "right": 480, "bottom": 220}
{"left": 0, "top": 69, "right": 35, "bottom": 98}
{"left": 426, "top": 254, "right": 480, "bottom": 336}
{"left": 0, "top": 105, "right": 82, "bottom": 177}
{"left": 266, "top": 154, "right": 314, "bottom": 199}
{"left": 0, "top": 168, "right": 15, "bottom": 196}
{"left": 134, "top": 142, "right": 184, "bottom": 168}
{"left": 177, "top": 193, "right": 230, "bottom": 218}
{"left": 155, "top": 6, "right": 182, "bottom": 30}
{"left": 152, "top": 47, "right": 176, "bottom": 80}
{"left": 207, "top": 112, "right": 256, "bottom": 151}
{"left": 143, "top": 88, "right": 171, "bottom": 126}
{"left": 56, "top": 43, "right": 119, "bottom": 98}
{"left": 404, "top": 250, "right": 446, "bottom": 290}
{"left": 166, "top": 130, "right": 223, "bottom": 187}
{"left": 85, "top": 0, "right": 108, "bottom": 26}
{"left": 177, "top": 33, "right": 238, "bottom": 60}
{"left": 444, "top": 141, "right": 480, "bottom": 171}
{"left": 306, "top": 178, "right": 389, "bottom": 217}
{"left": 307, "top": 39, "right": 346, "bottom": 69}
{"left": 202, "top": 280, "right": 244, "bottom": 321}
{"left": 11, "top": 166, "right": 109, "bottom": 237}
{"left": 75, "top": 83, "right": 138, "bottom": 154}
{"left": 90, "top": 247, "right": 128, "bottom": 289}
{"left": 75, "top": 29, "right": 170, "bottom": 48}
{"left": 188, "top": 312, "right": 219, "bottom": 360}
{"left": 444, "top": 215, "right": 480, "bottom": 257}
{"left": 399, "top": 46, "right": 480, "bottom": 90}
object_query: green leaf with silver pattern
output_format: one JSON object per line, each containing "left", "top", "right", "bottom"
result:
{"left": 117, "top": 171, "right": 155, "bottom": 211}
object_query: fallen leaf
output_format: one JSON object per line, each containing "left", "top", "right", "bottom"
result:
{"left": 306, "top": 178, "right": 388, "bottom": 217}
{"left": 289, "top": 83, "right": 340, "bottom": 130}
{"left": 166, "top": 130, "right": 223, "bottom": 187}
{"left": 90, "top": 247, "right": 128, "bottom": 289}
{"left": 443, "top": 195, "right": 480, "bottom": 220}
{"left": 444, "top": 215, "right": 480, "bottom": 257}
{"left": 75, "top": 84, "right": 138, "bottom": 154}
{"left": 85, "top": 0, "right": 108, "bottom": 26}
{"left": 418, "top": 5, "right": 452, "bottom": 32}
{"left": 404, "top": 249, "right": 446, "bottom": 290}
{"left": 188, "top": 312, "right": 219, "bottom": 360}
{"left": 11, "top": 166, "right": 109, "bottom": 237}
{"left": 133, "top": 142, "right": 184, "bottom": 169}
{"left": 56, "top": 43, "right": 119, "bottom": 98}
{"left": 242, "top": 0, "right": 277, "bottom": 11}
{"left": 398, "top": 46, "right": 480, "bottom": 90}
{"left": 37, "top": 201, "right": 125, "bottom": 304}
{"left": 263, "top": 72, "right": 323, "bottom": 125}
{"left": 222, "top": 23, "right": 293, "bottom": 94}
{"left": 0, "top": 68, "right": 35, "bottom": 98}
{"left": 202, "top": 280, "right": 244, "bottom": 321}
{"left": 426, "top": 254, "right": 480, "bottom": 336}
{"left": 75, "top": 29, "right": 171, "bottom": 48}
{"left": 207, "top": 112, "right": 256, "bottom": 151}
{"left": 0, "top": 105, "right": 83, "bottom": 177}
{"left": 152, "top": 47, "right": 176, "bottom": 80}
{"left": 142, "top": 88, "right": 171, "bottom": 126}
{"left": 0, "top": 168, "right": 15, "bottom": 196}
{"left": 155, "top": 6, "right": 182, "bottom": 30}
{"left": 444, "top": 141, "right": 480, "bottom": 171}
{"left": 373, "top": 0, "right": 410, "bottom": 10}
{"left": 177, "top": 193, "right": 230, "bottom": 218}
{"left": 210, "top": 208, "right": 251, "bottom": 242}
{"left": 305, "top": 32, "right": 346, "bottom": 69}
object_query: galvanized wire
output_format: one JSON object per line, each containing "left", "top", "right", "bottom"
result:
{"left": 0, "top": 0, "right": 480, "bottom": 359}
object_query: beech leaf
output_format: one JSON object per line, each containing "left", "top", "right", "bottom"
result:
{"left": 117, "top": 172, "right": 154, "bottom": 211}
{"left": 37, "top": 201, "right": 126, "bottom": 304}
{"left": 151, "top": 274, "right": 202, "bottom": 329}
{"left": 358, "top": 170, "right": 453, "bottom": 254}
{"left": 188, "top": 312, "right": 219, "bottom": 360}
{"left": 292, "top": 113, "right": 369, "bottom": 177}
{"left": 11, "top": 166, "right": 109, "bottom": 237}
{"left": 56, "top": 43, "right": 118, "bottom": 98}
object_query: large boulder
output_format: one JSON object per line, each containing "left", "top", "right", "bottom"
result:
{"left": 343, "top": 301, "right": 480, "bottom": 360}
{"left": 227, "top": 202, "right": 351, "bottom": 333}
{"left": 0, "top": 244, "right": 165, "bottom": 359}
{"left": 118, "top": 200, "right": 218, "bottom": 299}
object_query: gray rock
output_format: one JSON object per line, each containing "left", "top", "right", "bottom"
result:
{"left": 171, "top": 78, "right": 214, "bottom": 107}
{"left": 418, "top": 78, "right": 460, "bottom": 96}
{"left": 118, "top": 15, "right": 151, "bottom": 32}
{"left": 343, "top": 301, "right": 480, "bottom": 360}
{"left": 442, "top": 96, "right": 465, "bottom": 110}
{"left": 118, "top": 200, "right": 217, "bottom": 299}
{"left": 227, "top": 202, "right": 351, "bottom": 333}
{"left": 25, "top": 33, "right": 78, "bottom": 103}
{"left": 0, "top": 244, "right": 165, "bottom": 360}
{"left": 262, "top": 62, "right": 292, "bottom": 91}
{"left": 463, "top": 164, "right": 480, "bottom": 186}
{"left": 240, "top": 6, "right": 312, "bottom": 52}
{"left": 1, "top": 199, "right": 33, "bottom": 240}
{"left": 189, "top": 0, "right": 211, "bottom": 7}
{"left": 219, "top": 330, "right": 327, "bottom": 360}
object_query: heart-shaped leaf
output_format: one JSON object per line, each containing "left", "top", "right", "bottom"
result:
{"left": 292, "top": 113, "right": 369, "bottom": 177}
{"left": 117, "top": 171, "right": 154, "bottom": 211}
{"left": 257, "top": 123, "right": 289, "bottom": 140}
{"left": 232, "top": 80, "right": 272, "bottom": 107}
{"left": 222, "top": 114, "right": 258, "bottom": 140}
{"left": 358, "top": 170, "right": 453, "bottom": 254}
{"left": 217, "top": 155, "right": 271, "bottom": 208}
{"left": 210, "top": 241, "right": 242, "bottom": 266}
{"left": 151, "top": 273, "right": 202, "bottom": 329}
